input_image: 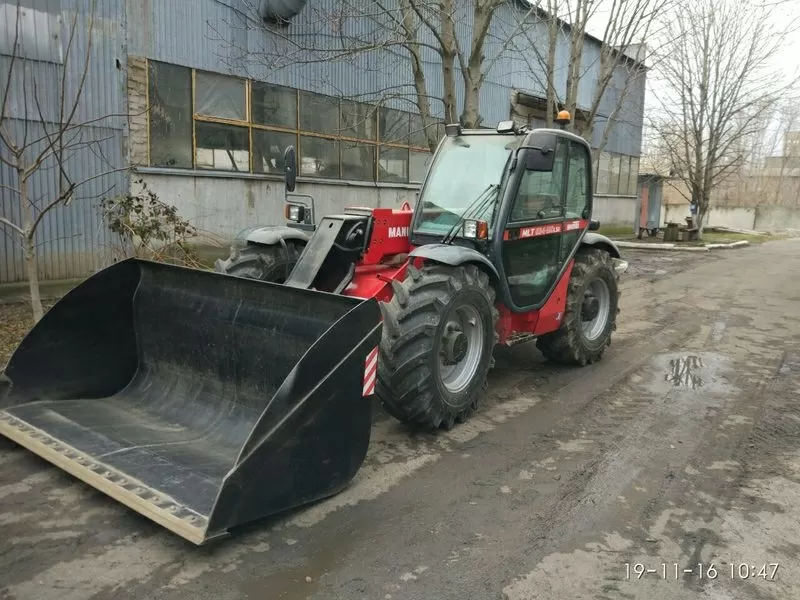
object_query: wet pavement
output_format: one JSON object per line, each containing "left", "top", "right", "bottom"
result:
{"left": 1, "top": 240, "right": 800, "bottom": 600}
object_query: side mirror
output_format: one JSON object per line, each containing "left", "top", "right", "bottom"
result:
{"left": 589, "top": 219, "right": 600, "bottom": 231}
{"left": 524, "top": 147, "right": 556, "bottom": 171}
{"left": 284, "top": 146, "right": 297, "bottom": 193}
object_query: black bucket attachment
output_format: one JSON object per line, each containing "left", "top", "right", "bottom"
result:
{"left": 0, "top": 258, "right": 382, "bottom": 544}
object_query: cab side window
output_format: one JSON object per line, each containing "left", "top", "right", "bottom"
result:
{"left": 509, "top": 139, "right": 568, "bottom": 222}
{"left": 565, "top": 141, "right": 590, "bottom": 219}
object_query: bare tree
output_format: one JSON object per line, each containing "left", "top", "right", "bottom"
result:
{"left": 511, "top": 0, "right": 667, "bottom": 146}
{"left": 212, "top": 0, "right": 656, "bottom": 176}
{"left": 649, "top": 0, "right": 800, "bottom": 236}
{"left": 0, "top": 0, "right": 125, "bottom": 322}
{"left": 220, "top": 0, "right": 543, "bottom": 153}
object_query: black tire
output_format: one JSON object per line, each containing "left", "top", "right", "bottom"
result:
{"left": 376, "top": 263, "right": 499, "bottom": 430}
{"left": 535, "top": 248, "right": 619, "bottom": 366}
{"left": 214, "top": 241, "right": 304, "bottom": 283}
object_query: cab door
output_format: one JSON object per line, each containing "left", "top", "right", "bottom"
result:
{"left": 499, "top": 136, "right": 591, "bottom": 311}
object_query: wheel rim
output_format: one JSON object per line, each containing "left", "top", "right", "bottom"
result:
{"left": 438, "top": 303, "right": 485, "bottom": 395}
{"left": 580, "top": 278, "right": 611, "bottom": 342}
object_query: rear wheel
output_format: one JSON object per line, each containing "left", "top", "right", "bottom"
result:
{"left": 377, "top": 263, "right": 499, "bottom": 430}
{"left": 215, "top": 241, "right": 304, "bottom": 283}
{"left": 536, "top": 248, "right": 619, "bottom": 365}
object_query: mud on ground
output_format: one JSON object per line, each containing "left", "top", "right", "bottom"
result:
{"left": 2, "top": 240, "right": 799, "bottom": 600}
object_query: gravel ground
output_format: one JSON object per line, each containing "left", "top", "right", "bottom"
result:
{"left": 2, "top": 241, "right": 797, "bottom": 600}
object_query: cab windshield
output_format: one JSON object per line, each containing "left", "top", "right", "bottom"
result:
{"left": 414, "top": 134, "right": 521, "bottom": 236}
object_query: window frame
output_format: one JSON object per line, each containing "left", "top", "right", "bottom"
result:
{"left": 507, "top": 138, "right": 569, "bottom": 225}
{"left": 144, "top": 59, "right": 438, "bottom": 184}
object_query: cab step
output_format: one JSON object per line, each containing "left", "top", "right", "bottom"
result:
{"left": 504, "top": 332, "right": 537, "bottom": 347}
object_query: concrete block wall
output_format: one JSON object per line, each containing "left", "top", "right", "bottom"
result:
{"left": 754, "top": 206, "right": 800, "bottom": 231}
{"left": 592, "top": 195, "right": 638, "bottom": 227}
{"left": 661, "top": 204, "right": 800, "bottom": 232}
{"left": 140, "top": 172, "right": 644, "bottom": 238}
{"left": 138, "top": 173, "right": 417, "bottom": 240}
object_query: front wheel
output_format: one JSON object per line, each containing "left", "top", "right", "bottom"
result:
{"left": 536, "top": 248, "right": 619, "bottom": 366}
{"left": 376, "top": 263, "right": 499, "bottom": 430}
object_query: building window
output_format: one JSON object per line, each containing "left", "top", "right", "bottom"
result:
{"left": 596, "top": 152, "right": 611, "bottom": 195}
{"left": 195, "top": 71, "right": 247, "bottom": 121}
{"left": 195, "top": 122, "right": 250, "bottom": 171}
{"left": 592, "top": 151, "right": 641, "bottom": 196}
{"left": 252, "top": 130, "right": 297, "bottom": 174}
{"left": 251, "top": 83, "right": 297, "bottom": 129}
{"left": 299, "top": 91, "right": 340, "bottom": 136}
{"left": 300, "top": 136, "right": 340, "bottom": 178}
{"left": 145, "top": 60, "right": 441, "bottom": 184}
{"left": 379, "top": 146, "right": 409, "bottom": 182}
{"left": 340, "top": 101, "right": 377, "bottom": 139}
{"left": 148, "top": 62, "right": 193, "bottom": 168}
{"left": 618, "top": 155, "right": 630, "bottom": 198}
{"left": 342, "top": 142, "right": 376, "bottom": 181}
{"left": 379, "top": 108, "right": 409, "bottom": 143}
{"left": 608, "top": 154, "right": 621, "bottom": 195}
{"left": 627, "top": 157, "right": 640, "bottom": 195}
{"left": 410, "top": 150, "right": 432, "bottom": 183}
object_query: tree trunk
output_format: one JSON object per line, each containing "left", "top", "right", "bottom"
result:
{"left": 440, "top": 0, "right": 458, "bottom": 125}
{"left": 461, "top": 2, "right": 493, "bottom": 128}
{"left": 442, "top": 51, "right": 458, "bottom": 124}
{"left": 24, "top": 235, "right": 43, "bottom": 323}
{"left": 545, "top": 11, "right": 558, "bottom": 128}
{"left": 695, "top": 207, "right": 705, "bottom": 239}
{"left": 400, "top": 0, "right": 438, "bottom": 152}
{"left": 19, "top": 176, "right": 44, "bottom": 323}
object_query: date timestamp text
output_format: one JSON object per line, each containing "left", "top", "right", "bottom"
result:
{"left": 624, "top": 562, "right": 779, "bottom": 580}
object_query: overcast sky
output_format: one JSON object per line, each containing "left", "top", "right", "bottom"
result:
{"left": 579, "top": 0, "right": 800, "bottom": 153}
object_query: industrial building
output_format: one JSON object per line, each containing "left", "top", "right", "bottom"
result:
{"left": 0, "top": 0, "right": 646, "bottom": 283}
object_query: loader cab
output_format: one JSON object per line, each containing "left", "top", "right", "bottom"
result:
{"left": 410, "top": 127, "right": 523, "bottom": 246}
{"left": 492, "top": 129, "right": 594, "bottom": 311}
{"left": 409, "top": 121, "right": 594, "bottom": 313}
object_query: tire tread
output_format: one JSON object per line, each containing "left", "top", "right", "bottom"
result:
{"left": 535, "top": 248, "right": 619, "bottom": 366}
{"left": 377, "top": 264, "right": 499, "bottom": 429}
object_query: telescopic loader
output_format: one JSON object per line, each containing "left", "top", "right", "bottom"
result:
{"left": 0, "top": 112, "right": 627, "bottom": 544}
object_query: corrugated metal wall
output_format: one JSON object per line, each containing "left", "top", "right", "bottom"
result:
{"left": 0, "top": 0, "right": 128, "bottom": 283}
{"left": 1, "top": 0, "right": 645, "bottom": 283}
{"left": 127, "top": 0, "right": 645, "bottom": 151}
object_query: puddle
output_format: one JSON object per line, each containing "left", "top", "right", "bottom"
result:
{"left": 636, "top": 352, "right": 739, "bottom": 398}
{"left": 665, "top": 355, "right": 705, "bottom": 389}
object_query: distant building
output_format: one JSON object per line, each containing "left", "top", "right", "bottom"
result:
{"left": 783, "top": 131, "right": 800, "bottom": 157}
{"left": 1, "top": 0, "right": 646, "bottom": 283}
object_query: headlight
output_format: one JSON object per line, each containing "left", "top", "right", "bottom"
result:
{"left": 285, "top": 204, "right": 305, "bottom": 222}
{"left": 463, "top": 219, "right": 488, "bottom": 240}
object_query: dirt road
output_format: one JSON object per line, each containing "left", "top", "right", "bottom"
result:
{"left": 1, "top": 241, "right": 799, "bottom": 600}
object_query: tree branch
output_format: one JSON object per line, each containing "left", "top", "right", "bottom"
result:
{"left": 0, "top": 217, "right": 25, "bottom": 237}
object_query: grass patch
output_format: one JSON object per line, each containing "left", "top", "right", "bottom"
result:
{"left": 597, "top": 225, "right": 782, "bottom": 246}
{"left": 700, "top": 231, "right": 775, "bottom": 245}
{"left": 597, "top": 225, "right": 633, "bottom": 237}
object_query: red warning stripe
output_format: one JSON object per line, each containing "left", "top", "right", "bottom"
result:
{"left": 363, "top": 346, "right": 379, "bottom": 396}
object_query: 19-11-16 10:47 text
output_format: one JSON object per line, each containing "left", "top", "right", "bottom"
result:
{"left": 624, "top": 562, "right": 779, "bottom": 580}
